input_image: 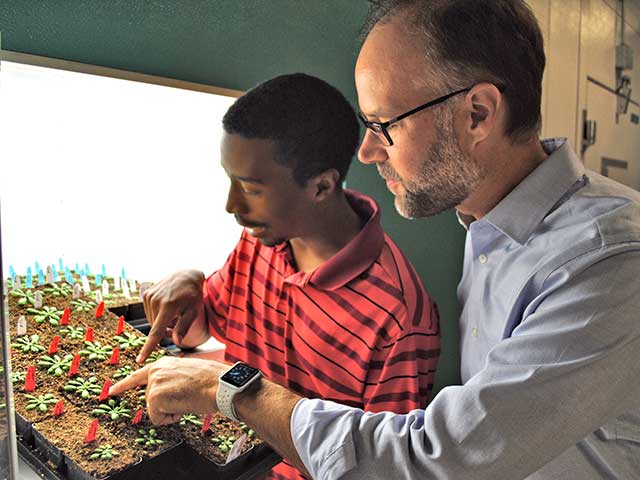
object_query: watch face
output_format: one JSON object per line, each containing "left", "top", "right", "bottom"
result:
{"left": 221, "top": 363, "right": 260, "bottom": 388}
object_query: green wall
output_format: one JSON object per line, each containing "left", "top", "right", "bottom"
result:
{"left": 0, "top": 0, "right": 465, "bottom": 393}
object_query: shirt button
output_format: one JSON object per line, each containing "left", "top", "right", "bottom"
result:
{"left": 478, "top": 254, "right": 488, "bottom": 264}
{"left": 472, "top": 327, "right": 479, "bottom": 337}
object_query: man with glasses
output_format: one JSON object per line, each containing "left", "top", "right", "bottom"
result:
{"left": 112, "top": 1, "right": 640, "bottom": 478}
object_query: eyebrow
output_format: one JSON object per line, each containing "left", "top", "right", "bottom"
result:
{"left": 233, "top": 175, "right": 265, "bottom": 185}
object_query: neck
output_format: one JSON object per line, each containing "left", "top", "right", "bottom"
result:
{"left": 457, "top": 137, "right": 548, "bottom": 221}
{"left": 289, "top": 192, "right": 364, "bottom": 273}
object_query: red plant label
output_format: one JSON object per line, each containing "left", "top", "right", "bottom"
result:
{"left": 109, "top": 347, "right": 120, "bottom": 365}
{"left": 85, "top": 419, "right": 99, "bottom": 443}
{"left": 132, "top": 409, "right": 144, "bottom": 425}
{"left": 95, "top": 301, "right": 105, "bottom": 318}
{"left": 48, "top": 335, "right": 60, "bottom": 354}
{"left": 85, "top": 327, "right": 94, "bottom": 342}
{"left": 53, "top": 400, "right": 64, "bottom": 416}
{"left": 99, "top": 379, "right": 112, "bottom": 402}
{"left": 61, "top": 307, "right": 71, "bottom": 326}
{"left": 69, "top": 354, "right": 81, "bottom": 377}
{"left": 201, "top": 413, "right": 213, "bottom": 433}
{"left": 24, "top": 365, "right": 36, "bottom": 392}
{"left": 116, "top": 315, "right": 125, "bottom": 335}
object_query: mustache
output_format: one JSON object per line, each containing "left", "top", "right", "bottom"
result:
{"left": 234, "top": 215, "right": 268, "bottom": 229}
{"left": 377, "top": 163, "right": 402, "bottom": 182}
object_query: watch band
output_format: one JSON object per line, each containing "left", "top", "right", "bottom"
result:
{"left": 216, "top": 384, "right": 239, "bottom": 422}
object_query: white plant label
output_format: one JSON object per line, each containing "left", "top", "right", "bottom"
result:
{"left": 34, "top": 291, "right": 43, "bottom": 309}
{"left": 81, "top": 275, "right": 91, "bottom": 293}
{"left": 95, "top": 290, "right": 103, "bottom": 303}
{"left": 73, "top": 283, "right": 82, "bottom": 300}
{"left": 225, "top": 434, "right": 247, "bottom": 464}
{"left": 114, "top": 276, "right": 121, "bottom": 291}
{"left": 17, "top": 316, "right": 27, "bottom": 336}
{"left": 122, "top": 280, "right": 131, "bottom": 299}
{"left": 129, "top": 278, "right": 137, "bottom": 293}
{"left": 102, "top": 279, "right": 110, "bottom": 296}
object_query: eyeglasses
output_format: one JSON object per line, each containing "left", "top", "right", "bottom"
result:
{"left": 358, "top": 87, "right": 472, "bottom": 146}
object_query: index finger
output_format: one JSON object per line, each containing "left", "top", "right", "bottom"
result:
{"left": 137, "top": 303, "right": 178, "bottom": 363}
{"left": 108, "top": 364, "right": 151, "bottom": 396}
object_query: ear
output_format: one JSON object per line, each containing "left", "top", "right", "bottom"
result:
{"left": 461, "top": 83, "right": 502, "bottom": 151}
{"left": 306, "top": 169, "right": 340, "bottom": 202}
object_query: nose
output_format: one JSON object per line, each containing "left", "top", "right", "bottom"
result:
{"left": 358, "top": 130, "right": 389, "bottom": 165}
{"left": 225, "top": 182, "right": 248, "bottom": 216}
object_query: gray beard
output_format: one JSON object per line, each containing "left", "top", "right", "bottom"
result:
{"left": 394, "top": 108, "right": 484, "bottom": 219}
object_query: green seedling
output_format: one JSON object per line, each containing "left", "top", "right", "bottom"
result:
{"left": 10, "top": 289, "right": 36, "bottom": 306}
{"left": 179, "top": 414, "right": 203, "bottom": 427}
{"left": 93, "top": 399, "right": 131, "bottom": 421}
{"left": 113, "top": 365, "right": 133, "bottom": 380}
{"left": 26, "top": 306, "right": 64, "bottom": 326}
{"left": 64, "top": 377, "right": 103, "bottom": 399}
{"left": 59, "top": 325, "right": 85, "bottom": 340}
{"left": 137, "top": 387, "right": 146, "bottom": 404}
{"left": 240, "top": 422, "right": 255, "bottom": 438}
{"left": 135, "top": 428, "right": 164, "bottom": 447}
{"left": 211, "top": 434, "right": 237, "bottom": 453}
{"left": 44, "top": 283, "right": 72, "bottom": 297}
{"left": 70, "top": 299, "right": 96, "bottom": 312}
{"left": 11, "top": 334, "right": 46, "bottom": 354}
{"left": 38, "top": 354, "right": 74, "bottom": 376}
{"left": 89, "top": 444, "right": 120, "bottom": 460}
{"left": 11, "top": 371, "right": 26, "bottom": 384}
{"left": 113, "top": 332, "right": 146, "bottom": 350}
{"left": 79, "top": 341, "right": 113, "bottom": 361}
{"left": 25, "top": 393, "right": 58, "bottom": 412}
{"left": 145, "top": 350, "right": 166, "bottom": 364}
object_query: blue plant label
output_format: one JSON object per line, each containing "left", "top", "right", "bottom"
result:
{"left": 58, "top": 258, "right": 64, "bottom": 271}
{"left": 95, "top": 274, "right": 102, "bottom": 287}
{"left": 85, "top": 263, "right": 91, "bottom": 275}
{"left": 38, "top": 270, "right": 45, "bottom": 285}
{"left": 26, "top": 268, "right": 33, "bottom": 288}
{"left": 101, "top": 264, "right": 107, "bottom": 277}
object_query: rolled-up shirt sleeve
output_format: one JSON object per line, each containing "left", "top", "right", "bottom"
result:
{"left": 291, "top": 251, "right": 640, "bottom": 479}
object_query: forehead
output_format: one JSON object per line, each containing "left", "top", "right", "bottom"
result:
{"left": 355, "top": 18, "right": 434, "bottom": 116}
{"left": 220, "top": 132, "right": 290, "bottom": 182}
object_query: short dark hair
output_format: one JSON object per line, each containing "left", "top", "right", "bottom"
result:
{"left": 222, "top": 73, "right": 360, "bottom": 186}
{"left": 362, "top": 0, "right": 546, "bottom": 142}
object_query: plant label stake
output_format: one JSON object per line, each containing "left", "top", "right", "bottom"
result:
{"left": 129, "top": 279, "right": 137, "bottom": 293}
{"left": 85, "top": 327, "right": 95, "bottom": 342}
{"left": 52, "top": 266, "right": 59, "bottom": 282}
{"left": 132, "top": 409, "right": 144, "bottom": 425}
{"left": 85, "top": 263, "right": 91, "bottom": 275}
{"left": 25, "top": 366, "right": 36, "bottom": 392}
{"left": 72, "top": 284, "right": 81, "bottom": 299}
{"left": 17, "top": 316, "right": 27, "bottom": 336}
{"left": 49, "top": 335, "right": 60, "bottom": 354}
{"left": 81, "top": 275, "right": 91, "bottom": 293}
{"left": 45, "top": 266, "right": 54, "bottom": 284}
{"left": 95, "top": 290, "right": 104, "bottom": 304}
{"left": 95, "top": 301, "right": 105, "bottom": 318}
{"left": 69, "top": 354, "right": 81, "bottom": 377}
{"left": 34, "top": 291, "right": 43, "bottom": 309}
{"left": 58, "top": 258, "right": 64, "bottom": 271}
{"left": 99, "top": 380, "right": 111, "bottom": 401}
{"left": 102, "top": 279, "right": 110, "bottom": 296}
{"left": 109, "top": 347, "right": 120, "bottom": 365}
{"left": 101, "top": 263, "right": 107, "bottom": 277}
{"left": 122, "top": 279, "right": 131, "bottom": 299}
{"left": 85, "top": 419, "right": 99, "bottom": 443}
{"left": 114, "top": 276, "right": 121, "bottom": 292}
{"left": 26, "top": 267, "right": 33, "bottom": 288}
{"left": 53, "top": 400, "right": 64, "bottom": 416}
{"left": 13, "top": 275, "right": 21, "bottom": 290}
{"left": 116, "top": 316, "right": 125, "bottom": 335}
{"left": 95, "top": 274, "right": 102, "bottom": 287}
{"left": 61, "top": 307, "right": 71, "bottom": 326}
{"left": 201, "top": 413, "right": 213, "bottom": 433}
{"left": 37, "top": 269, "right": 44, "bottom": 285}
{"left": 225, "top": 434, "right": 248, "bottom": 465}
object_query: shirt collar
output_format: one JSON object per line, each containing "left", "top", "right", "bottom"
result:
{"left": 280, "top": 189, "right": 384, "bottom": 290}
{"left": 458, "top": 138, "right": 586, "bottom": 244}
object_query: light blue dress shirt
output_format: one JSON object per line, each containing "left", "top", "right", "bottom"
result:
{"left": 291, "top": 139, "right": 640, "bottom": 479}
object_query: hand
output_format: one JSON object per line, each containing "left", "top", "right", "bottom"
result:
{"left": 138, "top": 269, "right": 209, "bottom": 363}
{"left": 108, "top": 356, "right": 229, "bottom": 424}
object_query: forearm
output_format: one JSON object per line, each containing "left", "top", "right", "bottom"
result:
{"left": 234, "top": 379, "right": 310, "bottom": 478}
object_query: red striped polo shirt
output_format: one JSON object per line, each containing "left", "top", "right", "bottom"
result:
{"left": 203, "top": 189, "right": 440, "bottom": 480}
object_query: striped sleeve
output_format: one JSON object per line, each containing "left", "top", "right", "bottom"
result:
{"left": 202, "top": 247, "right": 239, "bottom": 341}
{"left": 362, "top": 296, "right": 440, "bottom": 413}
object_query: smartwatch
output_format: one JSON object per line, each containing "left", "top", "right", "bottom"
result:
{"left": 217, "top": 362, "right": 262, "bottom": 422}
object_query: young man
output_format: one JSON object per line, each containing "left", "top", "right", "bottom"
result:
{"left": 132, "top": 73, "right": 440, "bottom": 479}
{"left": 112, "top": 2, "right": 640, "bottom": 479}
